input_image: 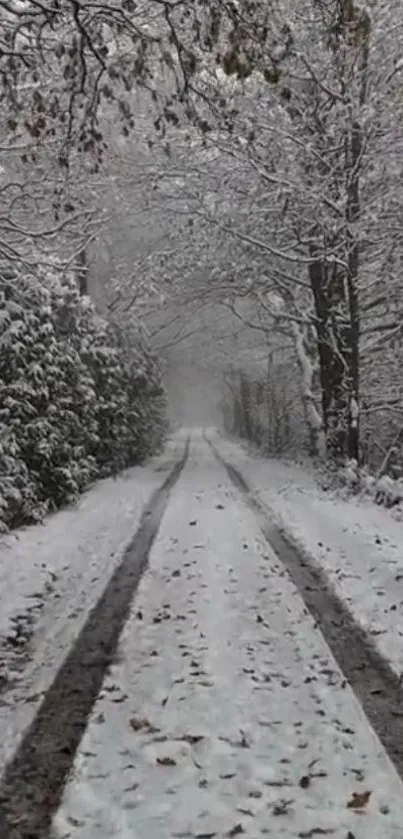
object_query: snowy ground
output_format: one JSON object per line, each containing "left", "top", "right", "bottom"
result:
{"left": 53, "top": 435, "right": 403, "bottom": 839}
{"left": 214, "top": 435, "right": 403, "bottom": 680}
{"left": 0, "top": 438, "right": 183, "bottom": 769}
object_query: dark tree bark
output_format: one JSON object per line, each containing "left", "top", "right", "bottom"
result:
{"left": 306, "top": 0, "right": 367, "bottom": 462}
{"left": 76, "top": 248, "right": 88, "bottom": 297}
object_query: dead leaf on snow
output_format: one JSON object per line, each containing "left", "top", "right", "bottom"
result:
{"left": 264, "top": 780, "right": 291, "bottom": 788}
{"left": 123, "top": 782, "right": 139, "bottom": 793}
{"left": 227, "top": 824, "right": 245, "bottom": 836}
{"left": 272, "top": 799, "right": 294, "bottom": 816}
{"left": 178, "top": 734, "right": 205, "bottom": 745}
{"left": 129, "top": 716, "right": 160, "bottom": 734}
{"left": 157, "top": 756, "right": 177, "bottom": 766}
{"left": 347, "top": 790, "right": 371, "bottom": 810}
{"left": 189, "top": 520, "right": 197, "bottom": 526}
{"left": 299, "top": 775, "right": 311, "bottom": 789}
{"left": 239, "top": 730, "right": 250, "bottom": 748}
{"left": 67, "top": 816, "right": 86, "bottom": 827}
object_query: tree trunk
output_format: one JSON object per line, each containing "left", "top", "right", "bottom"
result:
{"left": 302, "top": 0, "right": 368, "bottom": 462}
{"left": 291, "top": 321, "right": 324, "bottom": 457}
{"left": 239, "top": 372, "right": 253, "bottom": 441}
{"left": 309, "top": 245, "right": 360, "bottom": 461}
{"left": 76, "top": 247, "right": 88, "bottom": 296}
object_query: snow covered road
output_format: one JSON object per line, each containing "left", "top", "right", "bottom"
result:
{"left": 214, "top": 436, "right": 403, "bottom": 682}
{"left": 0, "top": 438, "right": 184, "bottom": 773}
{"left": 51, "top": 434, "right": 403, "bottom": 839}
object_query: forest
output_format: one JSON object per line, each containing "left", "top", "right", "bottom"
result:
{"left": 1, "top": 0, "right": 403, "bottom": 526}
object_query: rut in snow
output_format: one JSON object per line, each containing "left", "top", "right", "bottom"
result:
{"left": 207, "top": 434, "right": 403, "bottom": 782}
{"left": 0, "top": 440, "right": 189, "bottom": 839}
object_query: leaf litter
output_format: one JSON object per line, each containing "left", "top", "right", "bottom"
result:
{"left": 52, "top": 437, "right": 403, "bottom": 839}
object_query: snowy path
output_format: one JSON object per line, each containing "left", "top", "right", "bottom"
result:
{"left": 53, "top": 435, "right": 403, "bottom": 839}
{"left": 213, "top": 436, "right": 403, "bottom": 681}
{"left": 0, "top": 438, "right": 183, "bottom": 770}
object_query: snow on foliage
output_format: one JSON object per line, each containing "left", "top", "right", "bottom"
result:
{"left": 0, "top": 270, "right": 167, "bottom": 531}
{"left": 318, "top": 457, "right": 403, "bottom": 516}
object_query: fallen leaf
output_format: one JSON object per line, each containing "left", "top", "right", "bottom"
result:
{"left": 179, "top": 734, "right": 205, "bottom": 745}
{"left": 157, "top": 756, "right": 176, "bottom": 766}
{"left": 189, "top": 520, "right": 197, "bottom": 526}
{"left": 272, "top": 799, "right": 294, "bottom": 816}
{"left": 67, "top": 816, "right": 85, "bottom": 827}
{"left": 264, "top": 780, "right": 291, "bottom": 788}
{"left": 216, "top": 504, "right": 225, "bottom": 510}
{"left": 347, "top": 790, "right": 371, "bottom": 810}
{"left": 239, "top": 731, "right": 250, "bottom": 748}
{"left": 129, "top": 717, "right": 159, "bottom": 734}
{"left": 227, "top": 825, "right": 244, "bottom": 836}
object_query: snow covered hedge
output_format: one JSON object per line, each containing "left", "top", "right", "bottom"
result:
{"left": 0, "top": 271, "right": 167, "bottom": 531}
{"left": 317, "top": 457, "right": 403, "bottom": 517}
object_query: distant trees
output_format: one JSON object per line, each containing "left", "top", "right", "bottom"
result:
{"left": 142, "top": 0, "right": 403, "bottom": 467}
{"left": 2, "top": 1, "right": 403, "bottom": 472}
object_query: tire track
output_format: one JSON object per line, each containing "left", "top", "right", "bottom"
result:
{"left": 209, "top": 436, "right": 403, "bottom": 781}
{"left": 0, "top": 439, "right": 190, "bottom": 839}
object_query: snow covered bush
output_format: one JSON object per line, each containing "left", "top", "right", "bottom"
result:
{"left": 0, "top": 270, "right": 167, "bottom": 531}
{"left": 319, "top": 456, "right": 403, "bottom": 514}
{"left": 374, "top": 475, "right": 403, "bottom": 507}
